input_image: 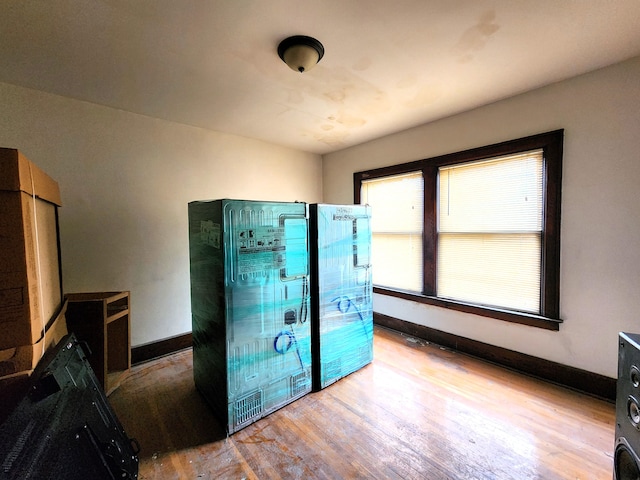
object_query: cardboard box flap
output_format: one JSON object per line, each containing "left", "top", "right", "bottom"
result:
{"left": 0, "top": 148, "right": 62, "bottom": 206}
{"left": 0, "top": 300, "right": 68, "bottom": 377}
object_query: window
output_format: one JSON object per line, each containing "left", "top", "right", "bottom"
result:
{"left": 437, "top": 150, "right": 543, "bottom": 313}
{"left": 354, "top": 130, "right": 563, "bottom": 330}
{"left": 360, "top": 172, "right": 424, "bottom": 292}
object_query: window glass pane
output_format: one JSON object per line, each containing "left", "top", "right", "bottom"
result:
{"left": 372, "top": 233, "right": 423, "bottom": 292}
{"left": 437, "top": 233, "right": 541, "bottom": 313}
{"left": 439, "top": 150, "right": 543, "bottom": 233}
{"left": 437, "top": 150, "right": 543, "bottom": 313}
{"left": 362, "top": 172, "right": 423, "bottom": 233}
{"left": 362, "top": 172, "right": 423, "bottom": 292}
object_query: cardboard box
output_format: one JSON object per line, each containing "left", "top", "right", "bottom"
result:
{"left": 0, "top": 300, "right": 68, "bottom": 377}
{"left": 0, "top": 148, "right": 63, "bottom": 350}
{"left": 0, "top": 300, "right": 68, "bottom": 424}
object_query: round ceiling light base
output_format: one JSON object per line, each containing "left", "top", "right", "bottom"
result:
{"left": 278, "top": 35, "right": 325, "bottom": 73}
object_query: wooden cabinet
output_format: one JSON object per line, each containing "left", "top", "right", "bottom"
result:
{"left": 65, "top": 291, "right": 131, "bottom": 395}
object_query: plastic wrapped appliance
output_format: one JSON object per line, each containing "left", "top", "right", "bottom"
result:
{"left": 188, "top": 199, "right": 312, "bottom": 434}
{"left": 309, "top": 204, "right": 373, "bottom": 391}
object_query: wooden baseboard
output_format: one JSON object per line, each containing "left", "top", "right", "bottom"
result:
{"left": 374, "top": 312, "right": 616, "bottom": 402}
{"left": 131, "top": 332, "right": 192, "bottom": 365}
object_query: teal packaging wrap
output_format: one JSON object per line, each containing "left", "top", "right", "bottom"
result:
{"left": 309, "top": 204, "right": 373, "bottom": 391}
{"left": 188, "top": 199, "right": 311, "bottom": 434}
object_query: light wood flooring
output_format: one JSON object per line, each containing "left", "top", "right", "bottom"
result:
{"left": 108, "top": 326, "right": 615, "bottom": 479}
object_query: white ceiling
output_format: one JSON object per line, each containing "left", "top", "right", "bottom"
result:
{"left": 1, "top": 1, "right": 640, "bottom": 155}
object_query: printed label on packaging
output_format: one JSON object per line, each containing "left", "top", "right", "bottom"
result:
{"left": 237, "top": 226, "right": 286, "bottom": 273}
{"left": 237, "top": 247, "right": 286, "bottom": 274}
{"left": 333, "top": 206, "right": 356, "bottom": 221}
{"left": 200, "top": 221, "right": 221, "bottom": 248}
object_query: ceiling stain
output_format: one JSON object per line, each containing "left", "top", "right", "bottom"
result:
{"left": 286, "top": 89, "right": 305, "bottom": 104}
{"left": 324, "top": 89, "right": 347, "bottom": 103}
{"left": 452, "top": 10, "right": 500, "bottom": 63}
{"left": 333, "top": 111, "right": 367, "bottom": 128}
{"left": 313, "top": 129, "right": 350, "bottom": 147}
{"left": 278, "top": 65, "right": 391, "bottom": 148}
{"left": 352, "top": 57, "right": 372, "bottom": 71}
{"left": 404, "top": 83, "right": 443, "bottom": 108}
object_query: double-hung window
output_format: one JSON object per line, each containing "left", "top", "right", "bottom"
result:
{"left": 354, "top": 130, "right": 563, "bottom": 330}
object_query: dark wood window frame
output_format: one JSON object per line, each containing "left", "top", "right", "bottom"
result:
{"left": 354, "top": 130, "right": 564, "bottom": 331}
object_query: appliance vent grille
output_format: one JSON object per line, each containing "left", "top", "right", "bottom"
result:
{"left": 235, "top": 390, "right": 263, "bottom": 426}
{"left": 290, "top": 372, "right": 309, "bottom": 398}
{"left": 325, "top": 358, "right": 342, "bottom": 380}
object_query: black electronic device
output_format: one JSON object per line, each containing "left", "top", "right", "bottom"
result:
{"left": 614, "top": 332, "right": 640, "bottom": 480}
{"left": 0, "top": 333, "right": 139, "bottom": 480}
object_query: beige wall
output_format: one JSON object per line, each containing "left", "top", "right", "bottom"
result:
{"left": 0, "top": 82, "right": 323, "bottom": 346}
{"left": 323, "top": 55, "right": 640, "bottom": 378}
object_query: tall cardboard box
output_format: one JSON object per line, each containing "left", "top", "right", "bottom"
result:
{"left": 0, "top": 300, "right": 68, "bottom": 424}
{"left": 0, "top": 148, "right": 63, "bottom": 350}
{"left": 0, "top": 300, "right": 68, "bottom": 378}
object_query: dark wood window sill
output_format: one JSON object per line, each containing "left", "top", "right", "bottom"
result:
{"left": 373, "top": 286, "right": 562, "bottom": 331}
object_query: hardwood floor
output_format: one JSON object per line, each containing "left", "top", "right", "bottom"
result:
{"left": 108, "top": 326, "right": 615, "bottom": 479}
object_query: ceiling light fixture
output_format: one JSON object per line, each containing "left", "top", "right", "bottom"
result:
{"left": 277, "top": 35, "right": 324, "bottom": 73}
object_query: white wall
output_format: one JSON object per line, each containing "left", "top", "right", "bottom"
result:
{"left": 323, "top": 55, "right": 640, "bottom": 378}
{"left": 0, "top": 82, "right": 323, "bottom": 346}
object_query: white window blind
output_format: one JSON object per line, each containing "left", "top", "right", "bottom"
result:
{"left": 361, "top": 172, "right": 423, "bottom": 292}
{"left": 437, "top": 150, "right": 543, "bottom": 313}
